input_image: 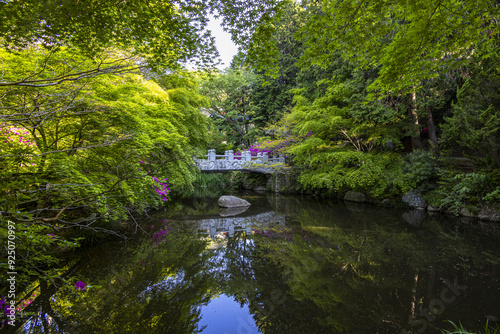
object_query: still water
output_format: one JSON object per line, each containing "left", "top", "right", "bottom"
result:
{"left": 11, "top": 194, "right": 500, "bottom": 334}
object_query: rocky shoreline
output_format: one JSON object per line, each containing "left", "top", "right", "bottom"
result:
{"left": 236, "top": 173, "right": 500, "bottom": 223}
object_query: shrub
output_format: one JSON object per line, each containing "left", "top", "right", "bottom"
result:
{"left": 297, "top": 151, "right": 410, "bottom": 198}
{"left": 437, "top": 171, "right": 500, "bottom": 214}
{"left": 177, "top": 173, "right": 230, "bottom": 198}
{"left": 402, "top": 149, "right": 439, "bottom": 192}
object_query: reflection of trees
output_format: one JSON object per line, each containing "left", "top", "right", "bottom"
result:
{"left": 196, "top": 202, "right": 500, "bottom": 334}
{"left": 211, "top": 230, "right": 332, "bottom": 334}
{"left": 12, "top": 203, "right": 500, "bottom": 334}
{"left": 15, "top": 230, "right": 216, "bottom": 334}
{"left": 242, "top": 210, "right": 500, "bottom": 334}
{"left": 215, "top": 193, "right": 500, "bottom": 334}
{"left": 258, "top": 228, "right": 412, "bottom": 333}
{"left": 5, "top": 267, "right": 80, "bottom": 334}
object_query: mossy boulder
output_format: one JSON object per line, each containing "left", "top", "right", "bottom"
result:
{"left": 402, "top": 190, "right": 427, "bottom": 209}
{"left": 344, "top": 191, "right": 366, "bottom": 203}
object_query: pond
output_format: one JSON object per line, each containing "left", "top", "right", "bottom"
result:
{"left": 8, "top": 194, "right": 500, "bottom": 334}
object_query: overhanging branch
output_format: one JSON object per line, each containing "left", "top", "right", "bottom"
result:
{"left": 0, "top": 63, "right": 143, "bottom": 87}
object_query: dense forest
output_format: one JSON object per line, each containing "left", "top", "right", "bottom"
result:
{"left": 202, "top": 0, "right": 500, "bottom": 216}
{"left": 1, "top": 0, "right": 499, "bottom": 323}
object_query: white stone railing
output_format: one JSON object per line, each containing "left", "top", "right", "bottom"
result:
{"left": 194, "top": 149, "right": 285, "bottom": 174}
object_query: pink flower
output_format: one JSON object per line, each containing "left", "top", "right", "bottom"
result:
{"left": 74, "top": 281, "right": 86, "bottom": 291}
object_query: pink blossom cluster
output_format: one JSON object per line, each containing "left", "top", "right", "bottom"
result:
{"left": 152, "top": 220, "right": 171, "bottom": 245}
{"left": 74, "top": 280, "right": 86, "bottom": 291}
{"left": 237, "top": 133, "right": 307, "bottom": 157}
{"left": 0, "top": 294, "right": 34, "bottom": 327}
{"left": 137, "top": 155, "right": 170, "bottom": 202}
{"left": 236, "top": 141, "right": 282, "bottom": 157}
{"left": 152, "top": 176, "right": 170, "bottom": 202}
{"left": 0, "top": 297, "right": 11, "bottom": 326}
{"left": 1, "top": 124, "right": 38, "bottom": 168}
{"left": 0, "top": 124, "right": 36, "bottom": 147}
{"left": 15, "top": 294, "right": 35, "bottom": 313}
{"left": 248, "top": 143, "right": 271, "bottom": 156}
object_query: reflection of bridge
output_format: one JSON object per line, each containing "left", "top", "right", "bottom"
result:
{"left": 177, "top": 211, "right": 286, "bottom": 238}
{"left": 194, "top": 149, "right": 285, "bottom": 174}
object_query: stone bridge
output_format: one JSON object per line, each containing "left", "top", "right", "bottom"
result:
{"left": 194, "top": 149, "right": 285, "bottom": 174}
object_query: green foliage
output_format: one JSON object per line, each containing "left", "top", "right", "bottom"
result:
{"left": 0, "top": 218, "right": 81, "bottom": 292}
{"left": 437, "top": 171, "right": 500, "bottom": 214}
{"left": 177, "top": 173, "right": 231, "bottom": 198}
{"left": 0, "top": 0, "right": 289, "bottom": 73}
{"left": 402, "top": 150, "right": 439, "bottom": 191}
{"left": 298, "top": 0, "right": 500, "bottom": 95}
{"left": 440, "top": 173, "right": 485, "bottom": 213}
{"left": 230, "top": 171, "right": 268, "bottom": 190}
{"left": 1, "top": 48, "right": 211, "bottom": 219}
{"left": 199, "top": 69, "right": 260, "bottom": 148}
{"left": 271, "top": 51, "right": 412, "bottom": 198}
{"left": 249, "top": 1, "right": 305, "bottom": 129}
{"left": 43, "top": 227, "right": 214, "bottom": 334}
{"left": 440, "top": 58, "right": 500, "bottom": 168}
{"left": 443, "top": 320, "right": 500, "bottom": 334}
{"left": 0, "top": 48, "right": 211, "bottom": 289}
{"left": 296, "top": 151, "right": 409, "bottom": 198}
{"left": 1, "top": 0, "right": 211, "bottom": 68}
{"left": 285, "top": 50, "right": 406, "bottom": 155}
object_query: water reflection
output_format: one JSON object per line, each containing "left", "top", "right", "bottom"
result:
{"left": 8, "top": 194, "right": 500, "bottom": 334}
{"left": 198, "top": 294, "right": 258, "bottom": 334}
{"left": 219, "top": 206, "right": 250, "bottom": 217}
{"left": 175, "top": 210, "right": 285, "bottom": 238}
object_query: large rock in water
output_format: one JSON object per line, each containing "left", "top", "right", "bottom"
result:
{"left": 402, "top": 190, "right": 427, "bottom": 209}
{"left": 344, "top": 191, "right": 366, "bottom": 203}
{"left": 218, "top": 195, "right": 251, "bottom": 208}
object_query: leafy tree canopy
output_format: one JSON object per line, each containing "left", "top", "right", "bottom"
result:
{"left": 199, "top": 69, "right": 260, "bottom": 148}
{"left": 0, "top": 0, "right": 286, "bottom": 75}
{"left": 298, "top": 0, "right": 500, "bottom": 95}
{"left": 1, "top": 47, "right": 210, "bottom": 221}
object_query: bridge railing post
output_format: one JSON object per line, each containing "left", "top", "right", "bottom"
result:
{"left": 243, "top": 151, "right": 251, "bottom": 162}
{"left": 225, "top": 150, "right": 234, "bottom": 161}
{"left": 263, "top": 152, "right": 269, "bottom": 162}
{"left": 279, "top": 154, "right": 285, "bottom": 163}
{"left": 208, "top": 149, "right": 216, "bottom": 161}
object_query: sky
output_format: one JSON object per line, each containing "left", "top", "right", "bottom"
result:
{"left": 206, "top": 16, "right": 239, "bottom": 70}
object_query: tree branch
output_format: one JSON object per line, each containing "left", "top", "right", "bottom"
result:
{"left": 0, "top": 134, "right": 133, "bottom": 158}
{"left": 0, "top": 62, "right": 142, "bottom": 87}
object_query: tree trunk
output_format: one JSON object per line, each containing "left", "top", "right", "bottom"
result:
{"left": 426, "top": 109, "right": 439, "bottom": 155}
{"left": 411, "top": 92, "right": 423, "bottom": 150}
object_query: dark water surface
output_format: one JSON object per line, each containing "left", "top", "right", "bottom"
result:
{"left": 11, "top": 194, "right": 500, "bottom": 333}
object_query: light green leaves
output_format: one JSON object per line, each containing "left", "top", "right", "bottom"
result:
{"left": 299, "top": 0, "right": 500, "bottom": 95}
